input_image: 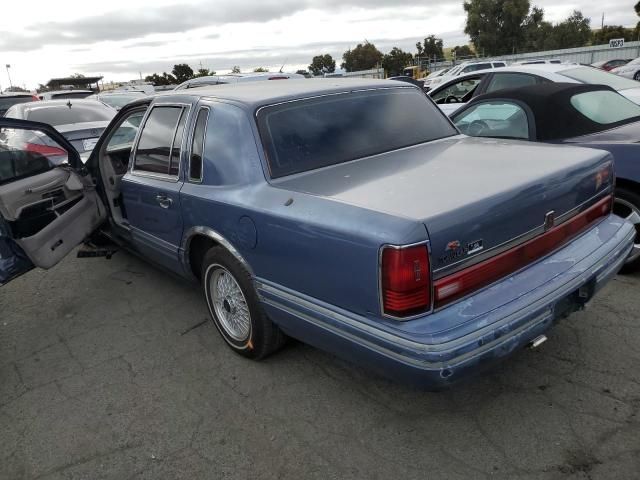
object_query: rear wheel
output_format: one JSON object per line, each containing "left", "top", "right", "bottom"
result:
{"left": 634, "top": 71, "right": 640, "bottom": 81}
{"left": 202, "top": 247, "right": 286, "bottom": 359}
{"left": 613, "top": 187, "right": 640, "bottom": 272}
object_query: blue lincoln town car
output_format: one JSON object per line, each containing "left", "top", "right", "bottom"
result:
{"left": 0, "top": 79, "right": 634, "bottom": 387}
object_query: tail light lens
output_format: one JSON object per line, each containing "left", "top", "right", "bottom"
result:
{"left": 381, "top": 244, "right": 431, "bottom": 317}
{"left": 434, "top": 195, "right": 612, "bottom": 308}
{"left": 25, "top": 142, "right": 67, "bottom": 157}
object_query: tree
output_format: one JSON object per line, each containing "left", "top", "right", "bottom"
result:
{"left": 144, "top": 72, "right": 177, "bottom": 86}
{"left": 544, "top": 11, "right": 591, "bottom": 50}
{"left": 70, "top": 73, "right": 85, "bottom": 79}
{"left": 381, "top": 47, "right": 413, "bottom": 76}
{"left": 295, "top": 69, "right": 309, "bottom": 76}
{"left": 253, "top": 67, "right": 269, "bottom": 72}
{"left": 341, "top": 41, "right": 383, "bottom": 72}
{"left": 592, "top": 25, "right": 634, "bottom": 45}
{"left": 231, "top": 66, "right": 241, "bottom": 73}
{"left": 464, "top": 0, "right": 531, "bottom": 56}
{"left": 451, "top": 45, "right": 475, "bottom": 59}
{"left": 171, "top": 64, "right": 194, "bottom": 83}
{"left": 308, "top": 54, "right": 336, "bottom": 76}
{"left": 417, "top": 35, "right": 444, "bottom": 59}
{"left": 522, "top": 6, "right": 553, "bottom": 52}
{"left": 194, "top": 68, "right": 215, "bottom": 77}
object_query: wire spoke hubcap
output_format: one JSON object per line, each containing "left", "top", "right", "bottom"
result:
{"left": 613, "top": 197, "right": 640, "bottom": 263}
{"left": 209, "top": 267, "right": 251, "bottom": 341}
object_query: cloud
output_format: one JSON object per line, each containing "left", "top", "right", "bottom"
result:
{"left": 73, "top": 33, "right": 469, "bottom": 77}
{"left": 0, "top": 0, "right": 433, "bottom": 52}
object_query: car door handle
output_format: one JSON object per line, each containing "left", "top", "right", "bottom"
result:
{"left": 155, "top": 194, "right": 173, "bottom": 208}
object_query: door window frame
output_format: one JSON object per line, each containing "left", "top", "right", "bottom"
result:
{"left": 187, "top": 106, "right": 211, "bottom": 184}
{"left": 130, "top": 102, "right": 191, "bottom": 182}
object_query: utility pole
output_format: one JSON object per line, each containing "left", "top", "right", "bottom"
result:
{"left": 601, "top": 13, "right": 604, "bottom": 30}
{"left": 5, "top": 64, "right": 12, "bottom": 89}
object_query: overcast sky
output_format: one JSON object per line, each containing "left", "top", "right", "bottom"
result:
{"left": 0, "top": 0, "right": 636, "bottom": 89}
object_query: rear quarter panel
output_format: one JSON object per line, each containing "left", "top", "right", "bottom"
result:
{"left": 180, "top": 100, "right": 428, "bottom": 318}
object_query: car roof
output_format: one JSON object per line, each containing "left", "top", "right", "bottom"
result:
{"left": 42, "top": 89, "right": 94, "bottom": 94}
{"left": 0, "top": 91, "right": 33, "bottom": 97}
{"left": 455, "top": 82, "right": 633, "bottom": 140}
{"left": 161, "top": 78, "right": 417, "bottom": 109}
{"left": 14, "top": 99, "right": 111, "bottom": 113}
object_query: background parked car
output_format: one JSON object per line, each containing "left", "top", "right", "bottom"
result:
{"left": 422, "top": 67, "right": 451, "bottom": 90}
{"left": 88, "top": 91, "right": 147, "bottom": 110}
{"left": 0, "top": 92, "right": 38, "bottom": 116}
{"left": 429, "top": 63, "right": 640, "bottom": 115}
{"left": 592, "top": 59, "right": 631, "bottom": 71}
{"left": 38, "top": 90, "right": 94, "bottom": 100}
{"left": 173, "top": 72, "right": 306, "bottom": 90}
{"left": 4, "top": 99, "right": 116, "bottom": 160}
{"left": 512, "top": 59, "right": 563, "bottom": 65}
{"left": 450, "top": 82, "right": 640, "bottom": 269}
{"left": 611, "top": 58, "right": 640, "bottom": 81}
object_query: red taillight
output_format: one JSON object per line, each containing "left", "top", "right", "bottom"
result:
{"left": 25, "top": 142, "right": 67, "bottom": 157}
{"left": 434, "top": 195, "right": 612, "bottom": 308}
{"left": 381, "top": 245, "right": 431, "bottom": 317}
{"left": 31, "top": 95, "right": 40, "bottom": 101}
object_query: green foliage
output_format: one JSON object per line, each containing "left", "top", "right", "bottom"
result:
{"left": 544, "top": 10, "right": 591, "bottom": 50}
{"left": 308, "top": 54, "right": 336, "bottom": 76}
{"left": 381, "top": 47, "right": 413, "bottom": 76}
{"left": 592, "top": 25, "right": 635, "bottom": 44}
{"left": 295, "top": 69, "right": 309, "bottom": 76}
{"left": 144, "top": 72, "right": 177, "bottom": 86}
{"left": 341, "top": 41, "right": 383, "bottom": 72}
{"left": 451, "top": 45, "right": 475, "bottom": 58}
{"left": 253, "top": 67, "right": 269, "bottom": 72}
{"left": 464, "top": 0, "right": 531, "bottom": 56}
{"left": 195, "top": 68, "right": 216, "bottom": 77}
{"left": 417, "top": 35, "right": 444, "bottom": 59}
{"left": 171, "top": 64, "right": 194, "bottom": 83}
{"left": 464, "top": 1, "right": 593, "bottom": 55}
{"left": 231, "top": 66, "right": 241, "bottom": 73}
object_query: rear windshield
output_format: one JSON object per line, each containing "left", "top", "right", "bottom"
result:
{"left": 50, "top": 92, "right": 93, "bottom": 99}
{"left": 258, "top": 88, "right": 456, "bottom": 178}
{"left": 25, "top": 103, "right": 115, "bottom": 125}
{"left": 570, "top": 90, "right": 640, "bottom": 125}
{"left": 99, "top": 94, "right": 144, "bottom": 108}
{"left": 560, "top": 67, "right": 640, "bottom": 91}
{"left": 0, "top": 96, "right": 33, "bottom": 113}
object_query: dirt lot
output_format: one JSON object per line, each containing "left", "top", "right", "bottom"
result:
{"left": 1, "top": 251, "right": 639, "bottom": 479}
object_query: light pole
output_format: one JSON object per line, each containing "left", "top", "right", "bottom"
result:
{"left": 5, "top": 64, "right": 12, "bottom": 89}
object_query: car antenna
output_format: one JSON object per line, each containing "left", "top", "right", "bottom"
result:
{"left": 279, "top": 60, "right": 287, "bottom": 73}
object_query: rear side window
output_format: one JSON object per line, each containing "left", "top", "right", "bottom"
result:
{"left": 50, "top": 92, "right": 92, "bottom": 99}
{"left": 570, "top": 90, "right": 640, "bottom": 125}
{"left": 485, "top": 73, "right": 540, "bottom": 93}
{"left": 134, "top": 106, "right": 186, "bottom": 176}
{"left": 258, "top": 88, "right": 457, "bottom": 178}
{"left": 189, "top": 108, "right": 209, "bottom": 181}
{"left": 462, "top": 63, "right": 492, "bottom": 73}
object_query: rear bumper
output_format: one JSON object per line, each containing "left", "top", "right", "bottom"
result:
{"left": 258, "top": 215, "right": 635, "bottom": 388}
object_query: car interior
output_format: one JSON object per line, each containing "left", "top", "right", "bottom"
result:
{"left": 0, "top": 126, "right": 106, "bottom": 269}
{"left": 97, "top": 107, "right": 148, "bottom": 226}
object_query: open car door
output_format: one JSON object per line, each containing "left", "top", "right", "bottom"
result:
{"left": 0, "top": 118, "right": 106, "bottom": 285}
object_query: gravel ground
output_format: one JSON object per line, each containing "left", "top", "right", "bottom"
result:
{"left": 1, "top": 251, "right": 639, "bottom": 479}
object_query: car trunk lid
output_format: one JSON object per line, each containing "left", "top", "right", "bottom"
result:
{"left": 275, "top": 136, "right": 613, "bottom": 275}
{"left": 56, "top": 121, "right": 110, "bottom": 155}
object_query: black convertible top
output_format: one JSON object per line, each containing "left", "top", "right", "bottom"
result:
{"left": 460, "top": 82, "right": 640, "bottom": 140}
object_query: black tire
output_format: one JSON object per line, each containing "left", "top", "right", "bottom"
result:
{"left": 634, "top": 71, "right": 640, "bottom": 81}
{"left": 613, "top": 187, "right": 640, "bottom": 273}
{"left": 202, "top": 246, "right": 286, "bottom": 359}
